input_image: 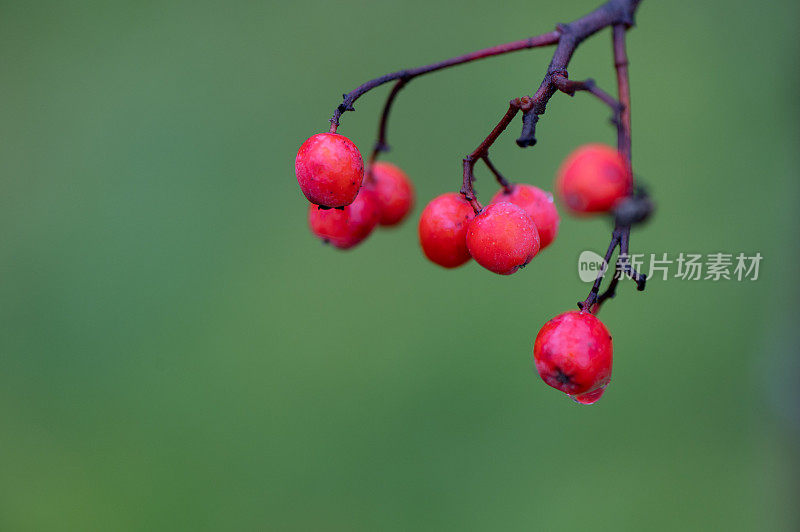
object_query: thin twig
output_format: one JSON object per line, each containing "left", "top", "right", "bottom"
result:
{"left": 578, "top": 229, "right": 622, "bottom": 312}
{"left": 368, "top": 78, "right": 408, "bottom": 168}
{"left": 328, "top": 32, "right": 561, "bottom": 132}
{"left": 460, "top": 98, "right": 528, "bottom": 213}
{"left": 482, "top": 156, "right": 513, "bottom": 192}
{"left": 612, "top": 24, "right": 633, "bottom": 168}
{"left": 551, "top": 74, "right": 624, "bottom": 135}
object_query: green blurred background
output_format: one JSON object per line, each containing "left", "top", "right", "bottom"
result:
{"left": 1, "top": 0, "right": 798, "bottom": 530}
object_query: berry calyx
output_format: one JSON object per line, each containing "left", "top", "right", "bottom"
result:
{"left": 296, "top": 133, "right": 364, "bottom": 208}
{"left": 555, "top": 143, "right": 631, "bottom": 214}
{"left": 466, "top": 202, "right": 539, "bottom": 275}
{"left": 418, "top": 193, "right": 475, "bottom": 268}
{"left": 368, "top": 162, "right": 415, "bottom": 226}
{"left": 308, "top": 188, "right": 380, "bottom": 249}
{"left": 533, "top": 310, "right": 613, "bottom": 397}
{"left": 491, "top": 184, "right": 560, "bottom": 249}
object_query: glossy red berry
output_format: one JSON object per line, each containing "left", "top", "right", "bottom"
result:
{"left": 533, "top": 310, "right": 612, "bottom": 397}
{"left": 491, "top": 184, "right": 560, "bottom": 249}
{"left": 555, "top": 144, "right": 631, "bottom": 214}
{"left": 369, "top": 162, "right": 415, "bottom": 226}
{"left": 418, "top": 193, "right": 475, "bottom": 268}
{"left": 308, "top": 188, "right": 380, "bottom": 249}
{"left": 466, "top": 202, "right": 539, "bottom": 275}
{"left": 296, "top": 133, "right": 364, "bottom": 208}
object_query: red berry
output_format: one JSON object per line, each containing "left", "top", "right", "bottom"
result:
{"left": 533, "top": 310, "right": 613, "bottom": 396}
{"left": 418, "top": 193, "right": 475, "bottom": 268}
{"left": 296, "top": 133, "right": 364, "bottom": 208}
{"left": 369, "top": 162, "right": 415, "bottom": 226}
{"left": 308, "top": 188, "right": 380, "bottom": 249}
{"left": 555, "top": 144, "right": 631, "bottom": 214}
{"left": 466, "top": 202, "right": 540, "bottom": 275}
{"left": 491, "top": 184, "right": 560, "bottom": 249}
{"left": 571, "top": 385, "right": 606, "bottom": 405}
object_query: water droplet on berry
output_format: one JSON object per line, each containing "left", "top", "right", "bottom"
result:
{"left": 571, "top": 385, "right": 607, "bottom": 405}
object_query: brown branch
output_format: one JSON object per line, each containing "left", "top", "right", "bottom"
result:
{"left": 515, "top": 0, "right": 640, "bottom": 146}
{"left": 552, "top": 75, "right": 620, "bottom": 109}
{"left": 618, "top": 228, "right": 647, "bottom": 289}
{"left": 328, "top": 32, "right": 561, "bottom": 132}
{"left": 367, "top": 78, "right": 408, "bottom": 169}
{"left": 578, "top": 221, "right": 647, "bottom": 313}
{"left": 579, "top": 228, "right": 622, "bottom": 312}
{"left": 551, "top": 74, "right": 624, "bottom": 135}
{"left": 612, "top": 24, "right": 633, "bottom": 167}
{"left": 579, "top": 21, "right": 651, "bottom": 315}
{"left": 330, "top": 0, "right": 642, "bottom": 145}
{"left": 460, "top": 98, "right": 530, "bottom": 213}
{"left": 594, "top": 264, "right": 622, "bottom": 311}
{"left": 459, "top": 0, "right": 640, "bottom": 219}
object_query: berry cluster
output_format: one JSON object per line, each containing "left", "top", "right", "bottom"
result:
{"left": 296, "top": 132, "right": 634, "bottom": 404}
{"left": 298, "top": 133, "right": 415, "bottom": 249}
{"left": 295, "top": 0, "right": 650, "bottom": 405}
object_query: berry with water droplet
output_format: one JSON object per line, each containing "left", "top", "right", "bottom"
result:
{"left": 466, "top": 202, "right": 540, "bottom": 275}
{"left": 571, "top": 385, "right": 607, "bottom": 405}
{"left": 491, "top": 184, "right": 560, "bottom": 249}
{"left": 533, "top": 310, "right": 612, "bottom": 396}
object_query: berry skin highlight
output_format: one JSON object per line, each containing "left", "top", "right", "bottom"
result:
{"left": 466, "top": 202, "right": 540, "bottom": 275}
{"left": 533, "top": 310, "right": 613, "bottom": 399}
{"left": 491, "top": 184, "right": 560, "bottom": 249}
{"left": 296, "top": 133, "right": 364, "bottom": 208}
{"left": 418, "top": 193, "right": 475, "bottom": 268}
{"left": 369, "top": 161, "right": 415, "bottom": 226}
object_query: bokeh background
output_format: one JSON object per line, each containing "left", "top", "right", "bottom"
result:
{"left": 0, "top": 0, "right": 798, "bottom": 530}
